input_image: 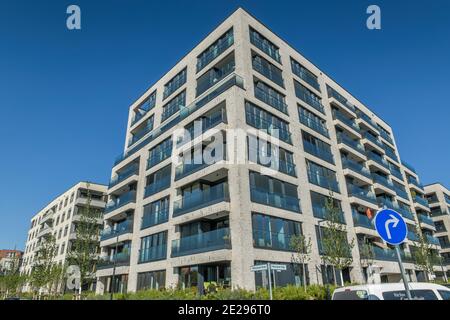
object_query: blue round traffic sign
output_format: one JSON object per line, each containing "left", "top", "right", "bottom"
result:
{"left": 374, "top": 209, "right": 407, "bottom": 245}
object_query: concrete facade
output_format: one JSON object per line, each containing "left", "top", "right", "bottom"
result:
{"left": 95, "top": 8, "right": 445, "bottom": 294}
{"left": 425, "top": 183, "right": 450, "bottom": 275}
{"left": 20, "top": 182, "right": 107, "bottom": 291}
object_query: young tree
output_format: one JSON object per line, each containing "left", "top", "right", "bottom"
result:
{"left": 358, "top": 237, "right": 375, "bottom": 284}
{"left": 68, "top": 182, "right": 102, "bottom": 299}
{"left": 320, "top": 194, "right": 355, "bottom": 285}
{"left": 412, "top": 226, "right": 434, "bottom": 281}
{"left": 290, "top": 234, "right": 312, "bottom": 291}
{"left": 0, "top": 252, "right": 27, "bottom": 298}
{"left": 30, "top": 234, "right": 58, "bottom": 299}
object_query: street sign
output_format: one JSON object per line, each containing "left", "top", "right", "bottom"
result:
{"left": 270, "top": 264, "right": 287, "bottom": 271}
{"left": 374, "top": 208, "right": 407, "bottom": 245}
{"left": 250, "top": 264, "right": 268, "bottom": 272}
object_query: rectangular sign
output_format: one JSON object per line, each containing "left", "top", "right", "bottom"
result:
{"left": 250, "top": 264, "right": 268, "bottom": 272}
{"left": 270, "top": 264, "right": 287, "bottom": 271}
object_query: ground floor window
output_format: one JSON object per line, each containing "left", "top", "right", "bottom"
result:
{"left": 177, "top": 262, "right": 231, "bottom": 291}
{"left": 254, "top": 261, "right": 309, "bottom": 289}
{"left": 106, "top": 274, "right": 128, "bottom": 294}
{"left": 320, "top": 265, "right": 350, "bottom": 286}
{"left": 137, "top": 270, "right": 166, "bottom": 291}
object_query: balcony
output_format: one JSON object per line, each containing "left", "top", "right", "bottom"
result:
{"left": 390, "top": 166, "right": 404, "bottom": 181}
{"left": 250, "top": 30, "right": 281, "bottom": 63}
{"left": 175, "top": 148, "right": 226, "bottom": 180}
{"left": 327, "top": 86, "right": 356, "bottom": 113}
{"left": 363, "top": 133, "right": 384, "bottom": 149}
{"left": 398, "top": 207, "right": 415, "bottom": 221}
{"left": 418, "top": 214, "right": 434, "bottom": 227}
{"left": 333, "top": 110, "right": 359, "bottom": 132}
{"left": 113, "top": 73, "right": 244, "bottom": 166}
{"left": 337, "top": 134, "right": 365, "bottom": 154}
{"left": 252, "top": 57, "right": 284, "bottom": 88}
{"left": 173, "top": 182, "right": 229, "bottom": 217}
{"left": 147, "top": 146, "right": 173, "bottom": 169}
{"left": 100, "top": 220, "right": 133, "bottom": 241}
{"left": 247, "top": 110, "right": 292, "bottom": 144}
{"left": 294, "top": 84, "right": 324, "bottom": 114}
{"left": 128, "top": 121, "right": 154, "bottom": 147}
{"left": 197, "top": 60, "right": 235, "bottom": 96}
{"left": 250, "top": 186, "right": 300, "bottom": 213}
{"left": 138, "top": 244, "right": 167, "bottom": 263}
{"left": 307, "top": 169, "right": 340, "bottom": 193}
{"left": 253, "top": 230, "right": 297, "bottom": 251}
{"left": 425, "top": 234, "right": 440, "bottom": 246}
{"left": 141, "top": 207, "right": 169, "bottom": 230}
{"left": 347, "top": 185, "right": 377, "bottom": 204}
{"left": 356, "top": 111, "right": 379, "bottom": 130}
{"left": 352, "top": 211, "right": 374, "bottom": 229}
{"left": 408, "top": 177, "right": 424, "bottom": 190}
{"left": 254, "top": 86, "right": 288, "bottom": 114}
{"left": 380, "top": 130, "right": 394, "bottom": 145}
{"left": 105, "top": 191, "right": 136, "bottom": 214}
{"left": 197, "top": 31, "right": 234, "bottom": 72}
{"left": 407, "top": 231, "right": 419, "bottom": 242}
{"left": 249, "top": 145, "right": 296, "bottom": 177}
{"left": 131, "top": 95, "right": 156, "bottom": 126}
{"left": 37, "top": 226, "right": 52, "bottom": 238}
{"left": 109, "top": 163, "right": 139, "bottom": 188}
{"left": 341, "top": 158, "right": 371, "bottom": 179}
{"left": 299, "top": 113, "right": 329, "bottom": 138}
{"left": 303, "top": 140, "right": 334, "bottom": 164}
{"left": 367, "top": 152, "right": 390, "bottom": 170}
{"left": 394, "top": 186, "right": 409, "bottom": 201}
{"left": 291, "top": 60, "right": 320, "bottom": 91}
{"left": 163, "top": 71, "right": 187, "bottom": 100}
{"left": 144, "top": 177, "right": 171, "bottom": 198}
{"left": 414, "top": 196, "right": 429, "bottom": 208}
{"left": 313, "top": 205, "right": 345, "bottom": 224}
{"left": 384, "top": 149, "right": 399, "bottom": 162}
{"left": 378, "top": 198, "right": 399, "bottom": 211}
{"left": 171, "top": 228, "right": 231, "bottom": 257}
{"left": 372, "top": 173, "right": 395, "bottom": 191}
{"left": 402, "top": 160, "right": 416, "bottom": 173}
{"left": 97, "top": 252, "right": 130, "bottom": 270}
{"left": 370, "top": 246, "right": 412, "bottom": 262}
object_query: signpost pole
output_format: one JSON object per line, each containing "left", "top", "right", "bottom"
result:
{"left": 395, "top": 245, "right": 412, "bottom": 300}
{"left": 267, "top": 263, "right": 273, "bottom": 300}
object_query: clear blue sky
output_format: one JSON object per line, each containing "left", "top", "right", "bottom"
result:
{"left": 1, "top": 0, "right": 449, "bottom": 250}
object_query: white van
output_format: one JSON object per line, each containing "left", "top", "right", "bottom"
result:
{"left": 332, "top": 282, "right": 450, "bottom": 300}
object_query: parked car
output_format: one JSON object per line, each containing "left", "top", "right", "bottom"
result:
{"left": 332, "top": 283, "right": 450, "bottom": 300}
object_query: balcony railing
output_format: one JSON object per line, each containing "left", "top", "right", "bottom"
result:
{"left": 303, "top": 140, "right": 334, "bottom": 164}
{"left": 380, "top": 130, "right": 394, "bottom": 145}
{"left": 246, "top": 110, "right": 292, "bottom": 144}
{"left": 356, "top": 111, "right": 378, "bottom": 130}
{"left": 408, "top": 177, "right": 424, "bottom": 189}
{"left": 291, "top": 61, "right": 320, "bottom": 91}
{"left": 398, "top": 207, "right": 415, "bottom": 221}
{"left": 250, "top": 186, "right": 301, "bottom": 213}
{"left": 425, "top": 234, "right": 440, "bottom": 246}
{"left": 197, "top": 61, "right": 235, "bottom": 96}
{"left": 367, "top": 152, "right": 389, "bottom": 170}
{"left": 147, "top": 146, "right": 173, "bottom": 169}
{"left": 141, "top": 207, "right": 169, "bottom": 230}
{"left": 97, "top": 252, "right": 130, "bottom": 270}
{"left": 248, "top": 146, "right": 296, "bottom": 177}
{"left": 401, "top": 160, "right": 417, "bottom": 173}
{"left": 372, "top": 173, "right": 395, "bottom": 190}
{"left": 341, "top": 158, "right": 371, "bottom": 178}
{"left": 333, "top": 111, "right": 359, "bottom": 131}
{"left": 384, "top": 149, "right": 399, "bottom": 162}
{"left": 307, "top": 169, "right": 340, "bottom": 193}
{"left": 105, "top": 191, "right": 136, "bottom": 214}
{"left": 415, "top": 196, "right": 429, "bottom": 207}
{"left": 407, "top": 231, "right": 419, "bottom": 242}
{"left": 254, "top": 86, "right": 288, "bottom": 114}
{"left": 337, "top": 134, "right": 365, "bottom": 154}
{"left": 175, "top": 149, "right": 226, "bottom": 180}
{"left": 250, "top": 33, "right": 281, "bottom": 63}
{"left": 113, "top": 73, "right": 244, "bottom": 166}
{"left": 100, "top": 220, "right": 133, "bottom": 241}
{"left": 395, "top": 186, "right": 409, "bottom": 200}
{"left": 418, "top": 214, "right": 434, "bottom": 226}
{"left": 173, "top": 182, "right": 229, "bottom": 217}
{"left": 171, "top": 228, "right": 231, "bottom": 257}
{"left": 295, "top": 86, "right": 325, "bottom": 114}
{"left": 352, "top": 211, "right": 374, "bottom": 229}
{"left": 370, "top": 246, "right": 412, "bottom": 263}
{"left": 299, "top": 113, "right": 329, "bottom": 137}
{"left": 144, "top": 177, "right": 171, "bottom": 198}
{"left": 197, "top": 32, "right": 234, "bottom": 72}
{"left": 389, "top": 166, "right": 403, "bottom": 180}
{"left": 128, "top": 122, "right": 154, "bottom": 147}
{"left": 138, "top": 244, "right": 167, "bottom": 263}
{"left": 313, "top": 205, "right": 346, "bottom": 224}
{"left": 253, "top": 230, "right": 298, "bottom": 251}
{"left": 252, "top": 58, "right": 284, "bottom": 88}
{"left": 109, "top": 163, "right": 139, "bottom": 188}
{"left": 363, "top": 133, "right": 384, "bottom": 149}
{"left": 347, "top": 185, "right": 377, "bottom": 204}
{"left": 378, "top": 198, "right": 399, "bottom": 211}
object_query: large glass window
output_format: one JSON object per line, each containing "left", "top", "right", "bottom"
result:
{"left": 139, "top": 231, "right": 167, "bottom": 263}
{"left": 137, "top": 270, "right": 166, "bottom": 291}
{"left": 252, "top": 213, "right": 301, "bottom": 251}
{"left": 249, "top": 27, "right": 281, "bottom": 63}
{"left": 163, "top": 68, "right": 187, "bottom": 99}
{"left": 161, "top": 91, "right": 186, "bottom": 122}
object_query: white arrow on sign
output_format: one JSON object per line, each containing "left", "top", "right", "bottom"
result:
{"left": 384, "top": 214, "right": 399, "bottom": 239}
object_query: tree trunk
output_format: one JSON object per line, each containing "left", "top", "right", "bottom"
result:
{"left": 302, "top": 263, "right": 307, "bottom": 292}
{"left": 332, "top": 266, "right": 337, "bottom": 286}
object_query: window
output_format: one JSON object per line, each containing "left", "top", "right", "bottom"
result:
{"left": 196, "top": 53, "right": 235, "bottom": 96}
{"left": 163, "top": 68, "right": 187, "bottom": 99}
{"left": 290, "top": 58, "right": 320, "bottom": 91}
{"left": 252, "top": 54, "right": 284, "bottom": 88}
{"left": 132, "top": 90, "right": 157, "bottom": 124}
{"left": 60, "top": 243, "right": 65, "bottom": 255}
{"left": 144, "top": 165, "right": 172, "bottom": 198}
{"left": 197, "top": 28, "right": 234, "bottom": 72}
{"left": 245, "top": 101, "right": 291, "bottom": 144}
{"left": 306, "top": 160, "right": 339, "bottom": 193}
{"left": 148, "top": 137, "right": 173, "bottom": 168}
{"left": 249, "top": 27, "right": 281, "bottom": 63}
{"left": 252, "top": 213, "right": 301, "bottom": 251}
{"left": 141, "top": 197, "right": 170, "bottom": 230}
{"left": 161, "top": 91, "right": 186, "bottom": 122}
{"left": 64, "top": 226, "right": 68, "bottom": 237}
{"left": 438, "top": 290, "right": 450, "bottom": 300}
{"left": 298, "top": 106, "right": 329, "bottom": 137}
{"left": 302, "top": 131, "right": 334, "bottom": 164}
{"left": 254, "top": 80, "right": 288, "bottom": 114}
{"left": 139, "top": 231, "right": 167, "bottom": 263}
{"left": 137, "top": 270, "right": 166, "bottom": 291}
{"left": 294, "top": 80, "right": 323, "bottom": 113}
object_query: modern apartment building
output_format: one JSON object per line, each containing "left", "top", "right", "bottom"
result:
{"left": 95, "top": 8, "right": 445, "bottom": 294}
{"left": 425, "top": 183, "right": 450, "bottom": 277}
{"left": 0, "top": 249, "right": 23, "bottom": 275}
{"left": 21, "top": 182, "right": 107, "bottom": 291}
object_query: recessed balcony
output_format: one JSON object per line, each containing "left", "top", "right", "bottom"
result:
{"left": 171, "top": 228, "right": 231, "bottom": 257}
